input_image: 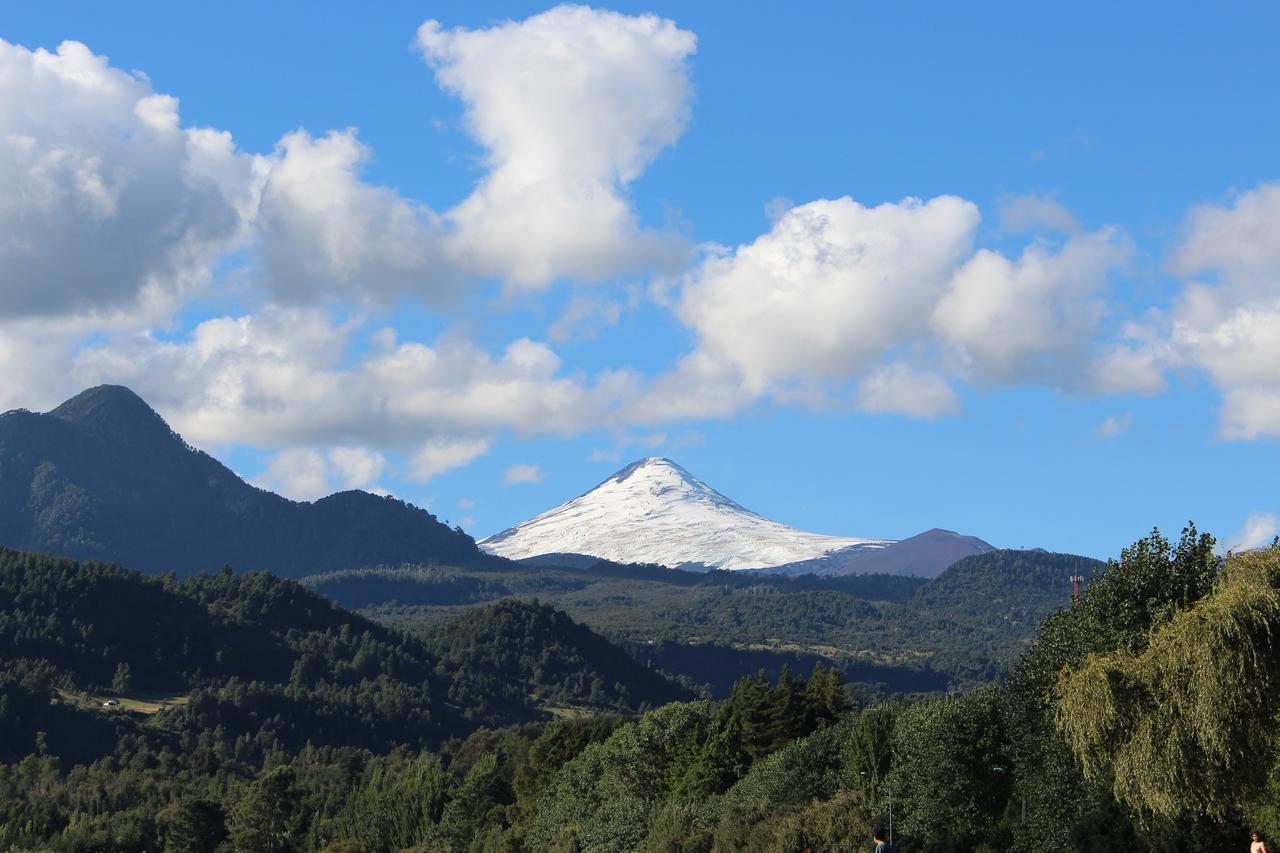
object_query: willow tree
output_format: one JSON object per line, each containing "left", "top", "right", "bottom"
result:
{"left": 1055, "top": 546, "right": 1280, "bottom": 820}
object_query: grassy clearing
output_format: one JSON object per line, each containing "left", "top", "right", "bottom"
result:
{"left": 54, "top": 688, "right": 190, "bottom": 715}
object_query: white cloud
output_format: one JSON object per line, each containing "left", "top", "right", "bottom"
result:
{"left": 855, "top": 363, "right": 959, "bottom": 419}
{"left": 256, "top": 129, "right": 454, "bottom": 305}
{"left": 661, "top": 196, "right": 1133, "bottom": 420}
{"left": 418, "top": 5, "right": 695, "bottom": 288}
{"left": 933, "top": 228, "right": 1131, "bottom": 385}
{"left": 72, "top": 308, "right": 642, "bottom": 449}
{"left": 1229, "top": 512, "right": 1278, "bottom": 552}
{"left": 2, "top": 20, "right": 699, "bottom": 329}
{"left": 0, "top": 39, "right": 260, "bottom": 320}
{"left": 328, "top": 445, "right": 387, "bottom": 489}
{"left": 1218, "top": 388, "right": 1280, "bottom": 441}
{"left": 1094, "top": 326, "right": 1172, "bottom": 396}
{"left": 677, "top": 195, "right": 980, "bottom": 395}
{"left": 1108, "top": 183, "right": 1280, "bottom": 438}
{"left": 411, "top": 438, "right": 491, "bottom": 481}
{"left": 502, "top": 463, "right": 546, "bottom": 485}
{"left": 1093, "top": 412, "right": 1132, "bottom": 439}
{"left": 1171, "top": 183, "right": 1280, "bottom": 291}
{"left": 253, "top": 449, "right": 332, "bottom": 501}
{"left": 0, "top": 36, "right": 460, "bottom": 327}
{"left": 249, "top": 444, "right": 388, "bottom": 501}
{"left": 997, "top": 193, "right": 1080, "bottom": 234}
{"left": 0, "top": 317, "right": 90, "bottom": 411}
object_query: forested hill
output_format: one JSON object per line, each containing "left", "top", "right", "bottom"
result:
{"left": 0, "top": 547, "right": 685, "bottom": 766}
{"left": 911, "top": 548, "right": 1104, "bottom": 624}
{"left": 0, "top": 385, "right": 484, "bottom": 577}
{"left": 429, "top": 599, "right": 691, "bottom": 712}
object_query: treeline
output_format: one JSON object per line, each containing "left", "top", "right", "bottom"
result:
{"left": 342, "top": 547, "right": 1094, "bottom": 693}
{"left": 10, "top": 528, "right": 1279, "bottom": 850}
{"left": 0, "top": 548, "right": 685, "bottom": 768}
{"left": 0, "top": 664, "right": 850, "bottom": 851}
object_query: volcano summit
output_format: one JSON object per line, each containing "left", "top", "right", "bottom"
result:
{"left": 479, "top": 457, "right": 894, "bottom": 571}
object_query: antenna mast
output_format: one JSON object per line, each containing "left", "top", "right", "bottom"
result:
{"left": 1069, "top": 575, "right": 1084, "bottom": 606}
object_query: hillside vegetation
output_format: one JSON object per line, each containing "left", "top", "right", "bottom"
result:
{"left": 8, "top": 525, "right": 1279, "bottom": 852}
{"left": 310, "top": 547, "right": 1098, "bottom": 693}
{"left": 0, "top": 547, "right": 686, "bottom": 768}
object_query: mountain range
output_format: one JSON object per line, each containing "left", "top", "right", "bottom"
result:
{"left": 481, "top": 456, "right": 991, "bottom": 577}
{"left": 1, "top": 386, "right": 991, "bottom": 580}
{"left": 0, "top": 385, "right": 484, "bottom": 576}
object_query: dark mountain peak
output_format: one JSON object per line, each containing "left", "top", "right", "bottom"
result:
{"left": 51, "top": 384, "right": 153, "bottom": 420}
{"left": 49, "top": 384, "right": 182, "bottom": 449}
{"left": 1, "top": 385, "right": 485, "bottom": 576}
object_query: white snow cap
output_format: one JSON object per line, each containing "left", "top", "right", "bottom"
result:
{"left": 480, "top": 457, "right": 891, "bottom": 570}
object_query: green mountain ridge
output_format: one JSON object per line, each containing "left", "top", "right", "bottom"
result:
{"left": 0, "top": 385, "right": 485, "bottom": 577}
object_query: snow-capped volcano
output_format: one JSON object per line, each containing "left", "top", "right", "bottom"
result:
{"left": 479, "top": 457, "right": 893, "bottom": 571}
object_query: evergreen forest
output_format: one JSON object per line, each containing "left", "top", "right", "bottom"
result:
{"left": 4, "top": 525, "right": 1280, "bottom": 850}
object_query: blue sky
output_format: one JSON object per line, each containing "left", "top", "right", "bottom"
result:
{"left": 3, "top": 2, "right": 1279, "bottom": 558}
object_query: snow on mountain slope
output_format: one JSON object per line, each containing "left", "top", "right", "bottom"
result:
{"left": 479, "top": 457, "right": 893, "bottom": 571}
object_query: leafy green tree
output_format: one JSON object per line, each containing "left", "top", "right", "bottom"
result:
{"left": 160, "top": 796, "right": 226, "bottom": 853}
{"left": 845, "top": 705, "right": 895, "bottom": 791}
{"left": 1080, "top": 524, "right": 1219, "bottom": 654}
{"left": 437, "top": 753, "right": 511, "bottom": 847}
{"left": 888, "top": 687, "right": 1011, "bottom": 851}
{"left": 710, "top": 722, "right": 856, "bottom": 849}
{"left": 999, "top": 524, "right": 1221, "bottom": 850}
{"left": 1056, "top": 546, "right": 1280, "bottom": 821}
{"left": 331, "top": 753, "right": 448, "bottom": 849}
{"left": 228, "top": 765, "right": 301, "bottom": 853}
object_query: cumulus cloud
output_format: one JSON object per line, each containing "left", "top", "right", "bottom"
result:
{"left": 855, "top": 363, "right": 959, "bottom": 419}
{"left": 411, "top": 438, "right": 491, "bottom": 481}
{"left": 1094, "top": 324, "right": 1173, "bottom": 396}
{"left": 933, "top": 228, "right": 1131, "bottom": 385}
{"left": 251, "top": 445, "right": 387, "bottom": 501}
{"left": 502, "top": 463, "right": 546, "bottom": 485}
{"left": 0, "top": 317, "right": 91, "bottom": 411}
{"left": 658, "top": 194, "right": 1135, "bottom": 420}
{"left": 328, "top": 445, "right": 388, "bottom": 489}
{"left": 1106, "top": 183, "right": 1280, "bottom": 438}
{"left": 0, "top": 39, "right": 260, "bottom": 320}
{"left": 256, "top": 129, "right": 453, "bottom": 305}
{"left": 70, "top": 308, "right": 643, "bottom": 473}
{"left": 253, "top": 449, "right": 333, "bottom": 501}
{"left": 677, "top": 195, "right": 980, "bottom": 395}
{"left": 0, "top": 37, "right": 467, "bottom": 327}
{"left": 6, "top": 19, "right": 699, "bottom": 330}
{"left": 1171, "top": 183, "right": 1280, "bottom": 290}
{"left": 997, "top": 193, "right": 1080, "bottom": 234}
{"left": 419, "top": 5, "right": 695, "bottom": 288}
